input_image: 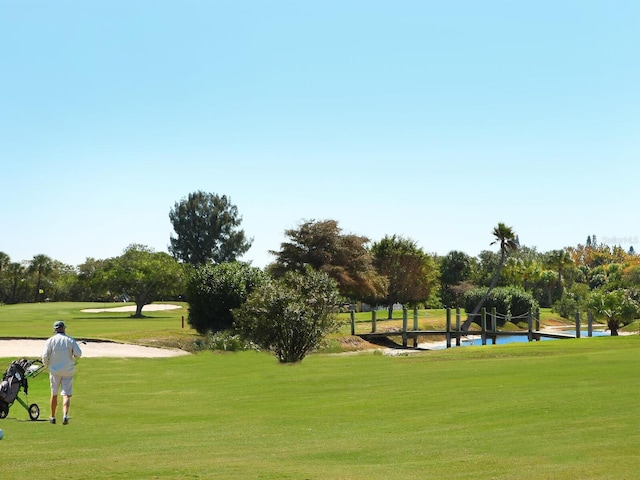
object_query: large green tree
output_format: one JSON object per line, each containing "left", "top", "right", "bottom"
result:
{"left": 462, "top": 223, "right": 519, "bottom": 330}
{"left": 472, "top": 250, "right": 502, "bottom": 288}
{"left": 268, "top": 219, "right": 386, "bottom": 300}
{"left": 370, "top": 235, "right": 439, "bottom": 317}
{"left": 95, "top": 244, "right": 186, "bottom": 317}
{"left": 440, "top": 250, "right": 473, "bottom": 286}
{"left": 76, "top": 257, "right": 108, "bottom": 301}
{"left": 169, "top": 191, "right": 252, "bottom": 266}
{"left": 439, "top": 250, "right": 475, "bottom": 307}
{"left": 47, "top": 260, "right": 81, "bottom": 301}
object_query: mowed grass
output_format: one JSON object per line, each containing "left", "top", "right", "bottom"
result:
{"left": 0, "top": 301, "right": 198, "bottom": 347}
{"left": 1, "top": 302, "right": 639, "bottom": 478}
{"left": 2, "top": 341, "right": 640, "bottom": 478}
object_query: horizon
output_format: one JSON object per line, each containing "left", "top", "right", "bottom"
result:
{"left": 1, "top": 228, "right": 635, "bottom": 269}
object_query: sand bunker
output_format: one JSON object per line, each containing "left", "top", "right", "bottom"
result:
{"left": 81, "top": 303, "right": 183, "bottom": 313}
{"left": 1, "top": 304, "right": 188, "bottom": 359}
{"left": 0, "top": 339, "right": 188, "bottom": 358}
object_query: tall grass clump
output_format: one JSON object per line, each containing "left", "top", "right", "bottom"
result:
{"left": 192, "top": 330, "right": 258, "bottom": 352}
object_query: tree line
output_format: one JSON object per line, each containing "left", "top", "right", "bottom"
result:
{"left": 2, "top": 191, "right": 639, "bottom": 359}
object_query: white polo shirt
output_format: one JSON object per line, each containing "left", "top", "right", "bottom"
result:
{"left": 42, "top": 333, "right": 83, "bottom": 377}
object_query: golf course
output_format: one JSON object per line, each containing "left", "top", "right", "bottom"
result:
{"left": 1, "top": 302, "right": 639, "bottom": 479}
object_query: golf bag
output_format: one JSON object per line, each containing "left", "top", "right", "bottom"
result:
{"left": 0, "top": 358, "right": 43, "bottom": 420}
{"left": 0, "top": 359, "right": 29, "bottom": 406}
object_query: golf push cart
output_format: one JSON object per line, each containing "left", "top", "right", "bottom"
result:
{"left": 0, "top": 358, "right": 46, "bottom": 421}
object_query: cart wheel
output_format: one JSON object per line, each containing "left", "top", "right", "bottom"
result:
{"left": 0, "top": 402, "right": 8, "bottom": 419}
{"left": 28, "top": 403, "right": 40, "bottom": 421}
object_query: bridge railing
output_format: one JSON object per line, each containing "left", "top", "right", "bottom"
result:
{"left": 351, "top": 308, "right": 597, "bottom": 348}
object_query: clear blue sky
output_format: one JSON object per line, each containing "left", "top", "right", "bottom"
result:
{"left": 2, "top": 1, "right": 638, "bottom": 268}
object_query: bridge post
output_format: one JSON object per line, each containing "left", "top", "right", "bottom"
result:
{"left": 455, "top": 307, "right": 461, "bottom": 346}
{"left": 350, "top": 310, "right": 355, "bottom": 336}
{"left": 527, "top": 310, "right": 533, "bottom": 342}
{"left": 372, "top": 310, "right": 377, "bottom": 333}
{"left": 575, "top": 311, "right": 581, "bottom": 339}
{"left": 481, "top": 308, "right": 487, "bottom": 345}
{"left": 491, "top": 307, "right": 497, "bottom": 344}
{"left": 402, "top": 308, "right": 408, "bottom": 347}
{"left": 446, "top": 308, "right": 452, "bottom": 349}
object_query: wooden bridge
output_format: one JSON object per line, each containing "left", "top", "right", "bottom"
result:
{"left": 351, "top": 308, "right": 596, "bottom": 349}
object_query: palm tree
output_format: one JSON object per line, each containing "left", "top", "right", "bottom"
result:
{"left": 461, "top": 223, "right": 519, "bottom": 331}
{"left": 588, "top": 289, "right": 640, "bottom": 336}
{"left": 545, "top": 249, "right": 574, "bottom": 297}
{"left": 28, "top": 254, "right": 53, "bottom": 302}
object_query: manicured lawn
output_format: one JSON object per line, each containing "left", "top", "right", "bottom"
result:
{"left": 1, "top": 302, "right": 637, "bottom": 478}
{"left": 0, "top": 301, "right": 198, "bottom": 347}
{"left": 2, "top": 336, "right": 640, "bottom": 478}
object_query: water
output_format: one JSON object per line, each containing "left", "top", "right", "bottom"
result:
{"left": 459, "top": 330, "right": 609, "bottom": 347}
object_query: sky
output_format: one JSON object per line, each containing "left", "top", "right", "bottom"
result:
{"left": 1, "top": 1, "right": 639, "bottom": 269}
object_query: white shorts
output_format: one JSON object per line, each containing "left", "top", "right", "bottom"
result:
{"left": 49, "top": 374, "right": 74, "bottom": 396}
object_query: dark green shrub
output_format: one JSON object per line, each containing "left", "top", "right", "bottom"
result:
{"left": 187, "top": 262, "right": 269, "bottom": 334}
{"left": 462, "top": 286, "right": 538, "bottom": 327}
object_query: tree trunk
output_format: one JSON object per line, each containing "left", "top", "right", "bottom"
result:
{"left": 134, "top": 301, "right": 145, "bottom": 318}
{"left": 387, "top": 304, "right": 393, "bottom": 320}
{"left": 34, "top": 275, "right": 42, "bottom": 303}
{"left": 608, "top": 319, "right": 619, "bottom": 336}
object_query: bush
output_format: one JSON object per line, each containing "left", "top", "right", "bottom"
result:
{"left": 552, "top": 295, "right": 580, "bottom": 320}
{"left": 233, "top": 268, "right": 340, "bottom": 363}
{"left": 552, "top": 283, "right": 592, "bottom": 320}
{"left": 186, "top": 262, "right": 269, "bottom": 334}
{"left": 462, "top": 286, "right": 538, "bottom": 327}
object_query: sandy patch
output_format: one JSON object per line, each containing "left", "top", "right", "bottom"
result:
{"left": 0, "top": 339, "right": 189, "bottom": 359}
{"left": 81, "top": 303, "right": 183, "bottom": 313}
{"left": 0, "top": 339, "right": 189, "bottom": 358}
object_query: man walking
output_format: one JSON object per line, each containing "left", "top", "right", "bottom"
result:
{"left": 42, "top": 321, "right": 82, "bottom": 425}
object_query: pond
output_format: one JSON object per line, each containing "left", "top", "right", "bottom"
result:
{"left": 456, "top": 330, "right": 610, "bottom": 347}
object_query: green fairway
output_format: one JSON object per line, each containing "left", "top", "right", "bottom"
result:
{"left": 0, "top": 301, "right": 198, "bottom": 348}
{"left": 2, "top": 334, "right": 640, "bottom": 479}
